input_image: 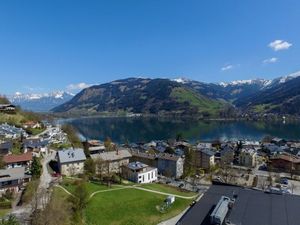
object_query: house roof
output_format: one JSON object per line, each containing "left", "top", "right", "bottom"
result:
{"left": 3, "top": 152, "right": 33, "bottom": 164}
{"left": 57, "top": 148, "right": 86, "bottom": 164}
{"left": 23, "top": 139, "right": 48, "bottom": 148}
{"left": 178, "top": 184, "right": 300, "bottom": 225}
{"left": 131, "top": 150, "right": 181, "bottom": 161}
{"left": 200, "top": 148, "right": 215, "bottom": 156}
{"left": 270, "top": 154, "right": 300, "bottom": 164}
{"left": 0, "top": 167, "right": 26, "bottom": 182}
{"left": 0, "top": 141, "right": 12, "bottom": 150}
{"left": 92, "top": 149, "right": 132, "bottom": 162}
{"left": 127, "top": 161, "right": 148, "bottom": 170}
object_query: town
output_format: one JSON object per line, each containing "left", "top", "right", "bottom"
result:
{"left": 1, "top": 104, "right": 300, "bottom": 225}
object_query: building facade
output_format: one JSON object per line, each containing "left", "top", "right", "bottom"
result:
{"left": 122, "top": 161, "right": 157, "bottom": 184}
{"left": 57, "top": 149, "right": 86, "bottom": 176}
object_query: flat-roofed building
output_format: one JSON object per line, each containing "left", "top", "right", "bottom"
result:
{"left": 122, "top": 161, "right": 157, "bottom": 184}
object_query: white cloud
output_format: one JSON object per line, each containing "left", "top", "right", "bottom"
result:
{"left": 66, "top": 82, "right": 93, "bottom": 91}
{"left": 221, "top": 64, "right": 234, "bottom": 71}
{"left": 269, "top": 40, "right": 292, "bottom": 51}
{"left": 263, "top": 57, "right": 278, "bottom": 64}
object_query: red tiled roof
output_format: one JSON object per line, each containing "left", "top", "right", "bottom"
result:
{"left": 3, "top": 152, "right": 33, "bottom": 164}
{"left": 270, "top": 154, "right": 300, "bottom": 164}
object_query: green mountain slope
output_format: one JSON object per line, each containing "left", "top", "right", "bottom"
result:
{"left": 52, "top": 78, "right": 225, "bottom": 117}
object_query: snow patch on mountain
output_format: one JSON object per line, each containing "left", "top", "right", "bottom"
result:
{"left": 172, "top": 78, "right": 190, "bottom": 84}
{"left": 219, "top": 79, "right": 271, "bottom": 88}
{"left": 279, "top": 71, "right": 300, "bottom": 84}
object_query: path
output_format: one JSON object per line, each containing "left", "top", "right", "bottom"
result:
{"left": 57, "top": 183, "right": 198, "bottom": 200}
{"left": 11, "top": 150, "right": 56, "bottom": 224}
{"left": 132, "top": 186, "right": 198, "bottom": 199}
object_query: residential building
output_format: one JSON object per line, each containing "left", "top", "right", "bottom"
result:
{"left": 0, "top": 141, "right": 12, "bottom": 155}
{"left": 122, "top": 161, "right": 157, "bottom": 184}
{"left": 131, "top": 151, "right": 184, "bottom": 178}
{"left": 193, "top": 148, "right": 215, "bottom": 170}
{"left": 82, "top": 140, "right": 105, "bottom": 155}
{"left": 91, "top": 149, "right": 132, "bottom": 174}
{"left": 0, "top": 104, "right": 16, "bottom": 114}
{"left": 3, "top": 152, "right": 33, "bottom": 171}
{"left": 57, "top": 148, "right": 86, "bottom": 176}
{"left": 23, "top": 138, "right": 49, "bottom": 156}
{"left": 268, "top": 153, "right": 300, "bottom": 174}
{"left": 23, "top": 121, "right": 42, "bottom": 129}
{"left": 0, "top": 167, "right": 31, "bottom": 193}
{"left": 219, "top": 146, "right": 234, "bottom": 165}
{"left": 239, "top": 148, "right": 257, "bottom": 167}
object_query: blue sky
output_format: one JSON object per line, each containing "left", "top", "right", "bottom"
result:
{"left": 0, "top": 0, "right": 299, "bottom": 94}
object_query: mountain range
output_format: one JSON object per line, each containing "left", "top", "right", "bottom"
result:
{"left": 52, "top": 71, "right": 300, "bottom": 117}
{"left": 9, "top": 91, "right": 74, "bottom": 112}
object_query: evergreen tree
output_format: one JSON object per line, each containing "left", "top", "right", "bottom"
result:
{"left": 31, "top": 156, "right": 42, "bottom": 179}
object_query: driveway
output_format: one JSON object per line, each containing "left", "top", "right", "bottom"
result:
{"left": 11, "top": 150, "right": 56, "bottom": 224}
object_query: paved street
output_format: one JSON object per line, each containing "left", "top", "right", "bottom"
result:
{"left": 11, "top": 150, "right": 56, "bottom": 224}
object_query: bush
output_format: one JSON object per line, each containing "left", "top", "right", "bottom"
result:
{"left": 0, "top": 200, "right": 11, "bottom": 209}
{"left": 21, "top": 180, "right": 39, "bottom": 204}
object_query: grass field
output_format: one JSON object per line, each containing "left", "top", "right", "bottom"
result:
{"left": 62, "top": 178, "right": 120, "bottom": 195}
{"left": 86, "top": 188, "right": 192, "bottom": 225}
{"left": 59, "top": 179, "right": 195, "bottom": 225}
{"left": 140, "top": 183, "right": 196, "bottom": 197}
{"left": 0, "top": 209, "right": 11, "bottom": 218}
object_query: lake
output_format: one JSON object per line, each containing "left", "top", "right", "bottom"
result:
{"left": 63, "top": 117, "right": 300, "bottom": 143}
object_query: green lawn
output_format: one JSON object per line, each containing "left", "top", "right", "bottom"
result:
{"left": 141, "top": 183, "right": 196, "bottom": 197}
{"left": 61, "top": 178, "right": 119, "bottom": 195}
{"left": 0, "top": 209, "right": 10, "bottom": 218}
{"left": 85, "top": 188, "right": 192, "bottom": 225}
{"left": 59, "top": 180, "right": 194, "bottom": 225}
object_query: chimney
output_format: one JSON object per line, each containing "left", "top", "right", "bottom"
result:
{"left": 116, "top": 146, "right": 119, "bottom": 155}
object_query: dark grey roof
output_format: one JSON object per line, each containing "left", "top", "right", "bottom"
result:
{"left": 177, "top": 185, "right": 300, "bottom": 225}
{"left": 58, "top": 148, "right": 86, "bottom": 164}
{"left": 127, "top": 161, "right": 148, "bottom": 170}
{"left": 0, "top": 167, "right": 25, "bottom": 182}
{"left": 0, "top": 141, "right": 12, "bottom": 151}
{"left": 23, "top": 139, "right": 48, "bottom": 148}
{"left": 200, "top": 148, "right": 215, "bottom": 156}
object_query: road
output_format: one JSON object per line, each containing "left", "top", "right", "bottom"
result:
{"left": 11, "top": 150, "right": 56, "bottom": 224}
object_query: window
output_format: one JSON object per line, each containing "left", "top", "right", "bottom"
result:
{"left": 148, "top": 173, "right": 150, "bottom": 180}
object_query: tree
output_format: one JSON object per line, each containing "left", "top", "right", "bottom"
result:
{"left": 165, "top": 147, "right": 175, "bottom": 154}
{"left": 104, "top": 137, "right": 112, "bottom": 151}
{"left": 61, "top": 124, "right": 82, "bottom": 148}
{"left": 183, "top": 147, "right": 196, "bottom": 178}
{"left": 0, "top": 156, "right": 5, "bottom": 169}
{"left": 95, "top": 158, "right": 108, "bottom": 180}
{"left": 176, "top": 133, "right": 183, "bottom": 142}
{"left": 69, "top": 182, "right": 89, "bottom": 223}
{"left": 84, "top": 158, "right": 96, "bottom": 178}
{"left": 31, "top": 156, "right": 42, "bottom": 179}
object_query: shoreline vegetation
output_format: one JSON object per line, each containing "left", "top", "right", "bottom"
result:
{"left": 50, "top": 111, "right": 300, "bottom": 123}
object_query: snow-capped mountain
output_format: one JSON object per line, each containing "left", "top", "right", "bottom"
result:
{"left": 9, "top": 91, "right": 74, "bottom": 112}
{"left": 219, "top": 78, "right": 271, "bottom": 88}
